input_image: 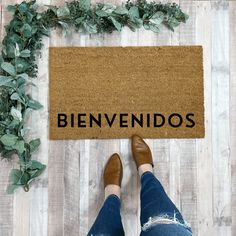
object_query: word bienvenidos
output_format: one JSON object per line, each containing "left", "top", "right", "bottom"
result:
{"left": 57, "top": 113, "right": 195, "bottom": 128}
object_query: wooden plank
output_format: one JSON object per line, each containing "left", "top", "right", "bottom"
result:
{"left": 63, "top": 141, "right": 80, "bottom": 236}
{"left": 120, "top": 138, "right": 139, "bottom": 235}
{"left": 136, "top": 0, "right": 172, "bottom": 211}
{"left": 76, "top": 34, "right": 91, "bottom": 236}
{"left": 230, "top": 2, "right": 236, "bottom": 236}
{"left": 179, "top": 1, "right": 198, "bottom": 235}
{"left": 88, "top": 139, "right": 120, "bottom": 228}
{"left": 153, "top": 139, "right": 171, "bottom": 195}
{"left": 211, "top": 1, "right": 231, "bottom": 235}
{"left": 169, "top": 0, "right": 181, "bottom": 213}
{"left": 195, "top": 1, "right": 214, "bottom": 235}
{"left": 120, "top": 6, "right": 140, "bottom": 234}
{"left": 79, "top": 139, "right": 90, "bottom": 235}
{"left": 29, "top": 35, "right": 49, "bottom": 236}
{"left": 86, "top": 1, "right": 122, "bottom": 234}
{"left": 86, "top": 26, "right": 121, "bottom": 232}
{"left": 136, "top": 0, "right": 174, "bottom": 211}
{"left": 169, "top": 140, "right": 181, "bottom": 209}
{"left": 28, "top": 0, "right": 50, "bottom": 235}
{"left": 48, "top": 140, "right": 64, "bottom": 236}
{"left": 0, "top": 159, "right": 13, "bottom": 236}
{"left": 62, "top": 6, "right": 82, "bottom": 234}
{"left": 48, "top": 1, "right": 67, "bottom": 235}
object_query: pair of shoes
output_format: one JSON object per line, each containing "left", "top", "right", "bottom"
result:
{"left": 104, "top": 134, "right": 154, "bottom": 188}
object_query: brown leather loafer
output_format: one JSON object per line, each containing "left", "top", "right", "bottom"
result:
{"left": 131, "top": 134, "right": 154, "bottom": 169}
{"left": 103, "top": 153, "right": 123, "bottom": 188}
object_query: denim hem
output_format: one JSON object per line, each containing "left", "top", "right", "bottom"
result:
{"left": 141, "top": 213, "right": 192, "bottom": 233}
{"left": 140, "top": 171, "right": 154, "bottom": 181}
{"left": 105, "top": 194, "right": 121, "bottom": 202}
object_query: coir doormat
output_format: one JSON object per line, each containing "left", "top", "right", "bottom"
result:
{"left": 49, "top": 46, "right": 204, "bottom": 139}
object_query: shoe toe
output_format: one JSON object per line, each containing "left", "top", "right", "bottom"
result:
{"left": 131, "top": 134, "right": 154, "bottom": 169}
{"left": 104, "top": 153, "right": 123, "bottom": 188}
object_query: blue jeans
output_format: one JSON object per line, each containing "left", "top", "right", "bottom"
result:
{"left": 87, "top": 172, "right": 192, "bottom": 236}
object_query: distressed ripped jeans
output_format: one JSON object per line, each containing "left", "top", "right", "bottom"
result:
{"left": 87, "top": 172, "right": 192, "bottom": 236}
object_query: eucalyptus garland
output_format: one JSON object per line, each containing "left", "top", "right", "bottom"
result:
{"left": 0, "top": 0, "right": 188, "bottom": 194}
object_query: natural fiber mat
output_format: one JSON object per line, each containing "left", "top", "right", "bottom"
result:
{"left": 49, "top": 46, "right": 204, "bottom": 139}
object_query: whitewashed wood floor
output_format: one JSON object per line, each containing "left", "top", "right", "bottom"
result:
{"left": 0, "top": 0, "right": 236, "bottom": 235}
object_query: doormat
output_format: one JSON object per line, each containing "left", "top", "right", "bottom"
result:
{"left": 49, "top": 46, "right": 204, "bottom": 139}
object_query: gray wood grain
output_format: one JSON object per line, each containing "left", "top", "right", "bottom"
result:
{"left": 211, "top": 2, "right": 231, "bottom": 235}
{"left": 195, "top": 1, "right": 214, "bottom": 235}
{"left": 229, "top": 3, "right": 236, "bottom": 236}
{"left": 179, "top": 1, "right": 198, "bottom": 234}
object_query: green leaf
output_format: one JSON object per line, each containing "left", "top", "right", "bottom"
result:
{"left": 149, "top": 24, "right": 161, "bottom": 33}
{"left": 0, "top": 55, "right": 3, "bottom": 65}
{"left": 10, "top": 93, "right": 25, "bottom": 104}
{"left": 109, "top": 16, "right": 122, "bottom": 31}
{"left": 143, "top": 23, "right": 150, "bottom": 30}
{"left": 7, "top": 5, "right": 17, "bottom": 13}
{"left": 18, "top": 2, "right": 28, "bottom": 13}
{"left": 7, "top": 184, "right": 19, "bottom": 194}
{"left": 149, "top": 11, "right": 164, "bottom": 25}
{"left": 25, "top": 12, "right": 34, "bottom": 23}
{"left": 129, "top": 6, "right": 140, "bottom": 19}
{"left": 27, "top": 99, "right": 43, "bottom": 110}
{"left": 58, "top": 21, "right": 70, "bottom": 37}
{"left": 29, "top": 138, "right": 41, "bottom": 153}
{"left": 75, "top": 17, "right": 85, "bottom": 25}
{"left": 29, "top": 160, "right": 44, "bottom": 170}
{"left": 20, "top": 127, "right": 31, "bottom": 137}
{"left": 57, "top": 6, "right": 70, "bottom": 18}
{"left": 20, "top": 49, "right": 31, "bottom": 58}
{"left": 30, "top": 166, "right": 46, "bottom": 179}
{"left": 15, "top": 58, "right": 30, "bottom": 73}
{"left": 101, "top": 4, "right": 116, "bottom": 14}
{"left": 1, "top": 62, "right": 16, "bottom": 76}
{"left": 79, "top": 0, "right": 91, "bottom": 11}
{"left": 0, "top": 134, "right": 18, "bottom": 146}
{"left": 114, "top": 6, "right": 129, "bottom": 15}
{"left": 127, "top": 18, "right": 143, "bottom": 31}
{"left": 9, "top": 169, "right": 22, "bottom": 184}
{"left": 12, "top": 140, "right": 25, "bottom": 154}
{"left": 20, "top": 171, "right": 31, "bottom": 185}
{"left": 96, "top": 9, "right": 109, "bottom": 17}
{"left": 83, "top": 21, "right": 97, "bottom": 34}
{"left": 16, "top": 73, "right": 29, "bottom": 81}
{"left": 168, "top": 17, "right": 181, "bottom": 31}
{"left": 10, "top": 107, "right": 22, "bottom": 122}
{"left": 0, "top": 76, "right": 13, "bottom": 86}
{"left": 4, "top": 146, "right": 14, "bottom": 151}
{"left": 21, "top": 23, "right": 32, "bottom": 38}
{"left": 8, "top": 119, "right": 20, "bottom": 128}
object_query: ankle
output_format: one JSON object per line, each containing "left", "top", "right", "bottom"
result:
{"left": 105, "top": 184, "right": 121, "bottom": 200}
{"left": 138, "top": 164, "right": 153, "bottom": 178}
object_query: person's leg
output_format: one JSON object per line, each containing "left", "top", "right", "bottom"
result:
{"left": 131, "top": 134, "right": 192, "bottom": 235}
{"left": 87, "top": 153, "right": 125, "bottom": 236}
{"left": 87, "top": 194, "right": 125, "bottom": 236}
{"left": 139, "top": 170, "right": 192, "bottom": 235}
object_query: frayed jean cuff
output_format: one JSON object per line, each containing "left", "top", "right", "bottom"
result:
{"left": 141, "top": 213, "right": 192, "bottom": 233}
